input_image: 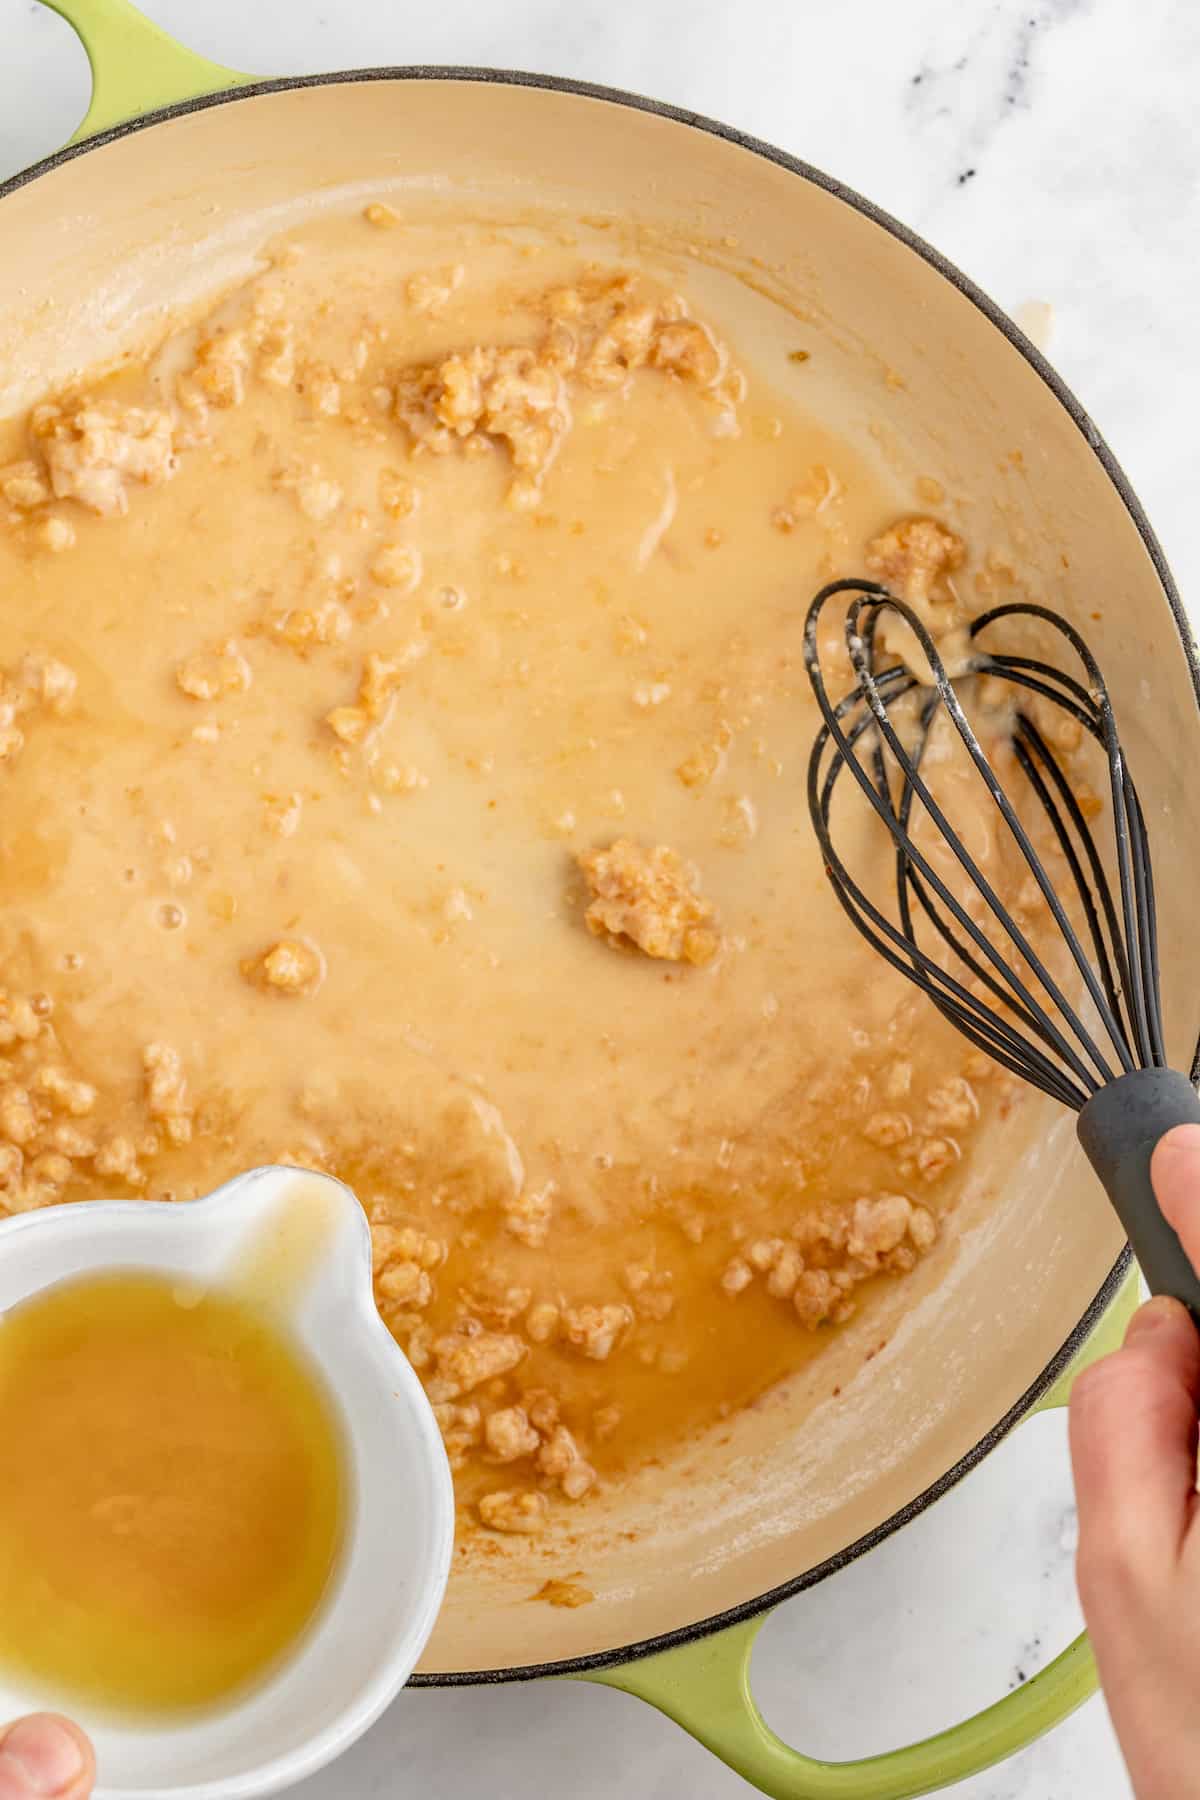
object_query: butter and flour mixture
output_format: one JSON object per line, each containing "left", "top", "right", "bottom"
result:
{"left": 0, "top": 208, "right": 1022, "bottom": 1535}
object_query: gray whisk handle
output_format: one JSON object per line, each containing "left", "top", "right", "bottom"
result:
{"left": 1077, "top": 1067, "right": 1200, "bottom": 1322}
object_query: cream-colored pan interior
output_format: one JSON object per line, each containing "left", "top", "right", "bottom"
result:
{"left": 1, "top": 78, "right": 1196, "bottom": 1676}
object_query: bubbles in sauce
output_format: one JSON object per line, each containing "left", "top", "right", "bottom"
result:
{"left": 0, "top": 1269, "right": 347, "bottom": 1716}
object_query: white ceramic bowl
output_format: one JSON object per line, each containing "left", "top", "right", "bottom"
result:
{"left": 0, "top": 1166, "right": 455, "bottom": 1799}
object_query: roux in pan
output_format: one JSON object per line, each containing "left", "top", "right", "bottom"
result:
{"left": 0, "top": 210, "right": 1069, "bottom": 1534}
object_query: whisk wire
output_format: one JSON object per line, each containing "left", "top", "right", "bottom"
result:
{"left": 1137, "top": 795, "right": 1166, "bottom": 1066}
{"left": 810, "top": 757, "right": 1086, "bottom": 1106}
{"left": 1009, "top": 718, "right": 1133, "bottom": 1047}
{"left": 810, "top": 645, "right": 1107, "bottom": 1100}
{"left": 888, "top": 703, "right": 1095, "bottom": 1067}
{"left": 978, "top": 603, "right": 1162, "bottom": 1071}
{"left": 804, "top": 579, "right": 1159, "bottom": 1111}
{"left": 1125, "top": 775, "right": 1165, "bottom": 1066}
{"left": 838, "top": 594, "right": 1121, "bottom": 1086}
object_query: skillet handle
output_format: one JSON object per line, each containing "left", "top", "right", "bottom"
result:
{"left": 37, "top": 0, "right": 253, "bottom": 143}
{"left": 581, "top": 1268, "right": 1137, "bottom": 1800}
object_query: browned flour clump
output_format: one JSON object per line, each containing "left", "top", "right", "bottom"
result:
{"left": 579, "top": 839, "right": 719, "bottom": 965}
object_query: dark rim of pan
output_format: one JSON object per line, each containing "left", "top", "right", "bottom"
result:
{"left": 3, "top": 65, "right": 1188, "bottom": 1685}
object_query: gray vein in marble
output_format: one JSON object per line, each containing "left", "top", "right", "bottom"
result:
{"left": 905, "top": 0, "right": 1089, "bottom": 193}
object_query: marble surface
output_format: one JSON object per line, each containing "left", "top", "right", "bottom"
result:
{"left": 5, "top": 0, "right": 1197, "bottom": 1793}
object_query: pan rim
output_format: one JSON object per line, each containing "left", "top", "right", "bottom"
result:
{"left": 0, "top": 63, "right": 1178, "bottom": 1683}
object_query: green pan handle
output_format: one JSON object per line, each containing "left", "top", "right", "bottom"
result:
{"left": 38, "top": 0, "right": 253, "bottom": 143}
{"left": 583, "top": 1269, "right": 1138, "bottom": 1799}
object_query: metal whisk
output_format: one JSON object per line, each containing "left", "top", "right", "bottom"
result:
{"left": 804, "top": 577, "right": 1200, "bottom": 1316}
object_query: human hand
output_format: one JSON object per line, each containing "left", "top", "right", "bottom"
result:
{"left": 0, "top": 1717, "right": 93, "bottom": 1799}
{"left": 1069, "top": 1120, "right": 1200, "bottom": 1800}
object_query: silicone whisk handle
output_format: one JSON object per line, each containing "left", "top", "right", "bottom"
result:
{"left": 1077, "top": 1067, "right": 1200, "bottom": 1321}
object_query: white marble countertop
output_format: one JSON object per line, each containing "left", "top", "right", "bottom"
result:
{"left": 5, "top": 0, "right": 1196, "bottom": 1793}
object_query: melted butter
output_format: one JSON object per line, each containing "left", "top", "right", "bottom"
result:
{"left": 0, "top": 1266, "right": 347, "bottom": 1717}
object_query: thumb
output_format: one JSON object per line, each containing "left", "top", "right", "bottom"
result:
{"left": 1152, "top": 1121, "right": 1200, "bottom": 1270}
{"left": 0, "top": 1718, "right": 94, "bottom": 1800}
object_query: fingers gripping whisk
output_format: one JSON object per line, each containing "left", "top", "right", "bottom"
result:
{"left": 803, "top": 579, "right": 1164, "bottom": 1113}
